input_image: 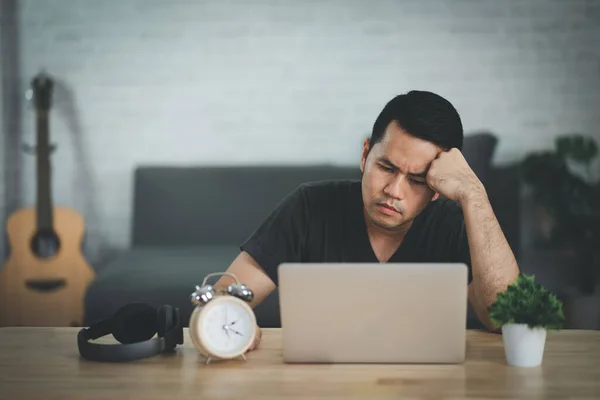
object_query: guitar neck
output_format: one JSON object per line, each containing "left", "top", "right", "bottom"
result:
{"left": 36, "top": 111, "right": 53, "bottom": 231}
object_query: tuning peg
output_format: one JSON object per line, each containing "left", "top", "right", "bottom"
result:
{"left": 21, "top": 143, "right": 35, "bottom": 154}
{"left": 21, "top": 143, "right": 57, "bottom": 154}
{"left": 24, "top": 89, "right": 34, "bottom": 111}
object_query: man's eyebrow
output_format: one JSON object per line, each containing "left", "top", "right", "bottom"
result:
{"left": 378, "top": 157, "right": 398, "bottom": 169}
{"left": 407, "top": 169, "right": 428, "bottom": 178}
{"left": 378, "top": 157, "right": 429, "bottom": 178}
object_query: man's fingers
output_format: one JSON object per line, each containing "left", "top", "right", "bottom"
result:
{"left": 246, "top": 327, "right": 262, "bottom": 352}
{"left": 248, "top": 338, "right": 259, "bottom": 351}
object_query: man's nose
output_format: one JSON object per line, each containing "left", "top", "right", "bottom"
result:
{"left": 383, "top": 175, "right": 406, "bottom": 200}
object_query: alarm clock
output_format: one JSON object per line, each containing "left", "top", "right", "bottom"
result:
{"left": 188, "top": 272, "right": 257, "bottom": 364}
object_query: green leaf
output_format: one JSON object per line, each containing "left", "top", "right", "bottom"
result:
{"left": 488, "top": 273, "right": 565, "bottom": 330}
{"left": 555, "top": 134, "right": 598, "bottom": 165}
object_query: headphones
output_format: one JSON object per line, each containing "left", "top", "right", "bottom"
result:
{"left": 77, "top": 302, "right": 184, "bottom": 362}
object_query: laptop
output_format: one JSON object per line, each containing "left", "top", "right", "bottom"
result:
{"left": 277, "top": 262, "right": 468, "bottom": 364}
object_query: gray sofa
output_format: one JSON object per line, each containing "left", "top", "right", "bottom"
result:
{"left": 84, "top": 132, "right": 521, "bottom": 330}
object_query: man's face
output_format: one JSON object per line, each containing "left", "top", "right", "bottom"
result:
{"left": 360, "top": 121, "right": 441, "bottom": 231}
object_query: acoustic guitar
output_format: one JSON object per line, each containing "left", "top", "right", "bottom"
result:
{"left": 0, "top": 72, "right": 95, "bottom": 327}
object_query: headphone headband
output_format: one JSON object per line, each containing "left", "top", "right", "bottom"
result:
{"left": 78, "top": 326, "right": 166, "bottom": 362}
{"left": 77, "top": 303, "right": 183, "bottom": 363}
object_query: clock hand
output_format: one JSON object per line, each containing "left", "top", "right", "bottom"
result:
{"left": 230, "top": 328, "right": 243, "bottom": 336}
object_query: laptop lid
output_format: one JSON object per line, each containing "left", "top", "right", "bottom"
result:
{"left": 278, "top": 262, "right": 468, "bottom": 364}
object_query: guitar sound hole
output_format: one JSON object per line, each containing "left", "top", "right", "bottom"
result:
{"left": 30, "top": 228, "right": 61, "bottom": 258}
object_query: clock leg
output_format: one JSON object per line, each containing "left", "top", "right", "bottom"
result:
{"left": 239, "top": 354, "right": 247, "bottom": 362}
{"left": 205, "top": 356, "right": 212, "bottom": 365}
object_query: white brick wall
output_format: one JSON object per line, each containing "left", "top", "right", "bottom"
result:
{"left": 9, "top": 0, "right": 600, "bottom": 256}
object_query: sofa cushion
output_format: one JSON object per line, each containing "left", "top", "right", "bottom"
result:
{"left": 131, "top": 165, "right": 361, "bottom": 247}
{"left": 84, "top": 246, "right": 282, "bottom": 328}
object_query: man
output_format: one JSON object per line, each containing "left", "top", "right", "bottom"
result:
{"left": 215, "top": 90, "right": 520, "bottom": 350}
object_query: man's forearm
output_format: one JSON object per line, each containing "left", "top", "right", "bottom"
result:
{"left": 460, "top": 189, "right": 520, "bottom": 332}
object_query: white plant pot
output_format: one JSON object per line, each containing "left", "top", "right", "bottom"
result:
{"left": 501, "top": 323, "right": 547, "bottom": 367}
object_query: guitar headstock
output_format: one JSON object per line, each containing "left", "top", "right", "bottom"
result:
{"left": 30, "top": 72, "right": 54, "bottom": 113}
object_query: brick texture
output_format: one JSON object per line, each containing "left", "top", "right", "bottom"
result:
{"left": 5, "top": 0, "right": 600, "bottom": 260}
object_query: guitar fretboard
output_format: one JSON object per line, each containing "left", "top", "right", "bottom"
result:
{"left": 36, "top": 111, "right": 53, "bottom": 231}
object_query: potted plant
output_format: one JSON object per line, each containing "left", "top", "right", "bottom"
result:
{"left": 520, "top": 134, "right": 600, "bottom": 328}
{"left": 488, "top": 273, "right": 565, "bottom": 367}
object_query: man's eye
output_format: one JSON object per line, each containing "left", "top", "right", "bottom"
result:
{"left": 379, "top": 164, "right": 394, "bottom": 172}
{"left": 410, "top": 178, "right": 427, "bottom": 185}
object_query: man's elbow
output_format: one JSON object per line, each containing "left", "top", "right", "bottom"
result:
{"left": 481, "top": 314, "right": 501, "bottom": 333}
{"left": 469, "top": 284, "right": 501, "bottom": 333}
{"left": 474, "top": 304, "right": 501, "bottom": 333}
{"left": 473, "top": 299, "right": 500, "bottom": 332}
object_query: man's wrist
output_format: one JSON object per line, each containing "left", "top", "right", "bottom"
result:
{"left": 458, "top": 183, "right": 488, "bottom": 209}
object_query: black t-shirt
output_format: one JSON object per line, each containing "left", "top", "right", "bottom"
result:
{"left": 240, "top": 179, "right": 472, "bottom": 285}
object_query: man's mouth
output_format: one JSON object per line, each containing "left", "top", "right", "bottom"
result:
{"left": 377, "top": 203, "right": 401, "bottom": 215}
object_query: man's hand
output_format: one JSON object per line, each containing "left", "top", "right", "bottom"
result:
{"left": 247, "top": 325, "right": 262, "bottom": 351}
{"left": 426, "top": 148, "right": 486, "bottom": 205}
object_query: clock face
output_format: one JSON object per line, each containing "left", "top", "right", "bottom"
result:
{"left": 197, "top": 297, "right": 256, "bottom": 358}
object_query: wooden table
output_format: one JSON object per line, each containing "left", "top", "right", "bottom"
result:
{"left": 0, "top": 328, "right": 599, "bottom": 399}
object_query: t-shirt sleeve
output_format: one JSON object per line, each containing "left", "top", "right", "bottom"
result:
{"left": 239, "top": 185, "right": 309, "bottom": 286}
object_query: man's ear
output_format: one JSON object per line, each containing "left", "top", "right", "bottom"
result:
{"left": 360, "top": 138, "right": 370, "bottom": 173}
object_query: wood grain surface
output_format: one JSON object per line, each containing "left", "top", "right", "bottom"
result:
{"left": 0, "top": 327, "right": 598, "bottom": 399}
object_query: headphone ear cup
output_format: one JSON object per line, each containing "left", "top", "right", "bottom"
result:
{"left": 157, "top": 305, "right": 174, "bottom": 337}
{"left": 158, "top": 305, "right": 181, "bottom": 351}
{"left": 171, "top": 307, "right": 183, "bottom": 347}
{"left": 112, "top": 303, "right": 158, "bottom": 344}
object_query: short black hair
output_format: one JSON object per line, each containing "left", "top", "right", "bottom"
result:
{"left": 369, "top": 90, "right": 464, "bottom": 153}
